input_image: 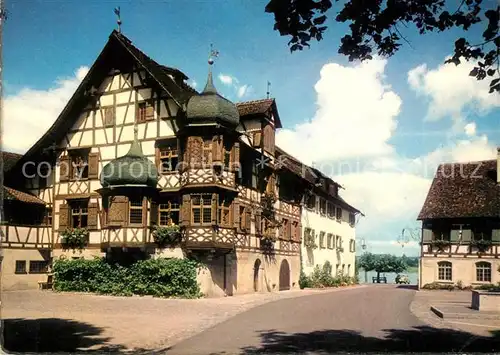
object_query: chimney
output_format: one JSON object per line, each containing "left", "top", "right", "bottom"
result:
{"left": 497, "top": 147, "right": 500, "bottom": 183}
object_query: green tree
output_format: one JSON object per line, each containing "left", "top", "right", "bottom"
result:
{"left": 265, "top": 0, "right": 500, "bottom": 93}
{"left": 358, "top": 253, "right": 407, "bottom": 281}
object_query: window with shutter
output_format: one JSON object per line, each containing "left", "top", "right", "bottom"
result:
{"left": 157, "top": 139, "right": 179, "bottom": 174}
{"left": 129, "top": 197, "right": 144, "bottom": 225}
{"left": 191, "top": 194, "right": 212, "bottom": 226}
{"left": 137, "top": 100, "right": 155, "bottom": 122}
{"left": 70, "top": 199, "right": 89, "bottom": 228}
{"left": 335, "top": 207, "right": 342, "bottom": 221}
{"left": 68, "top": 149, "right": 90, "bottom": 181}
{"left": 232, "top": 200, "right": 240, "bottom": 229}
{"left": 232, "top": 142, "right": 240, "bottom": 172}
{"left": 158, "top": 199, "right": 180, "bottom": 226}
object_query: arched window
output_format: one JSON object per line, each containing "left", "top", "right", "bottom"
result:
{"left": 437, "top": 261, "right": 452, "bottom": 281}
{"left": 476, "top": 262, "right": 492, "bottom": 282}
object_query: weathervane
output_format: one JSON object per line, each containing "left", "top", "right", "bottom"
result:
{"left": 208, "top": 44, "right": 219, "bottom": 66}
{"left": 114, "top": 7, "right": 122, "bottom": 33}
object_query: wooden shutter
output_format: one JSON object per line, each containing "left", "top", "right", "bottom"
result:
{"left": 253, "top": 132, "right": 262, "bottom": 148}
{"left": 233, "top": 142, "right": 240, "bottom": 172}
{"left": 88, "top": 152, "right": 99, "bottom": 179}
{"left": 181, "top": 195, "right": 191, "bottom": 226}
{"left": 155, "top": 146, "right": 161, "bottom": 171}
{"left": 59, "top": 155, "right": 70, "bottom": 182}
{"left": 297, "top": 222, "right": 302, "bottom": 242}
{"left": 104, "top": 107, "right": 115, "bottom": 126}
{"left": 145, "top": 104, "right": 155, "bottom": 120}
{"left": 87, "top": 202, "right": 99, "bottom": 230}
{"left": 243, "top": 208, "right": 251, "bottom": 230}
{"left": 287, "top": 220, "right": 292, "bottom": 240}
{"left": 150, "top": 201, "right": 158, "bottom": 226}
{"left": 212, "top": 136, "right": 222, "bottom": 163}
{"left": 58, "top": 203, "right": 69, "bottom": 232}
{"left": 107, "top": 196, "right": 129, "bottom": 227}
{"left": 211, "top": 194, "right": 218, "bottom": 224}
{"left": 232, "top": 200, "right": 240, "bottom": 229}
{"left": 492, "top": 229, "right": 500, "bottom": 244}
{"left": 422, "top": 228, "right": 432, "bottom": 242}
{"left": 461, "top": 229, "right": 472, "bottom": 242}
{"left": 255, "top": 211, "right": 261, "bottom": 235}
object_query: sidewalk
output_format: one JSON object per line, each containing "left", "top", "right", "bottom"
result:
{"left": 410, "top": 290, "right": 500, "bottom": 337}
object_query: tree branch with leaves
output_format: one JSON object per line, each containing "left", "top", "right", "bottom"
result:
{"left": 265, "top": 0, "right": 500, "bottom": 93}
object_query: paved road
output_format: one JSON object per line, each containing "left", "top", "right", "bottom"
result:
{"left": 169, "top": 285, "right": 500, "bottom": 354}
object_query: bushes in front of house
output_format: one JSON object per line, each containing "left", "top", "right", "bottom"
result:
{"left": 422, "top": 281, "right": 500, "bottom": 291}
{"left": 53, "top": 257, "right": 203, "bottom": 298}
{"left": 299, "top": 261, "right": 358, "bottom": 289}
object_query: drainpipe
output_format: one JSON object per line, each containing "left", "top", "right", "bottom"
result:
{"left": 223, "top": 253, "right": 227, "bottom": 295}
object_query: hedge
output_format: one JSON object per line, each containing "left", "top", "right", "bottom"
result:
{"left": 53, "top": 257, "right": 203, "bottom": 298}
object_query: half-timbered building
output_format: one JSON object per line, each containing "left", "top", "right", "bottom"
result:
{"left": 418, "top": 155, "right": 500, "bottom": 288}
{"left": 2, "top": 30, "right": 360, "bottom": 295}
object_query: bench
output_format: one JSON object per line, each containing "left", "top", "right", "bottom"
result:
{"left": 372, "top": 276, "right": 387, "bottom": 283}
{"left": 38, "top": 273, "right": 53, "bottom": 290}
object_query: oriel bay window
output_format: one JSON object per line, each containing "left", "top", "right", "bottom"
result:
{"left": 191, "top": 194, "right": 213, "bottom": 226}
{"left": 159, "top": 200, "right": 180, "bottom": 225}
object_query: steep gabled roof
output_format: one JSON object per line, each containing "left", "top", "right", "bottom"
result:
{"left": 12, "top": 30, "right": 195, "bottom": 172}
{"left": 418, "top": 160, "right": 500, "bottom": 220}
{"left": 236, "top": 98, "right": 282, "bottom": 128}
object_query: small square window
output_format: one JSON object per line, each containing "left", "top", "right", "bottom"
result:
{"left": 15, "top": 260, "right": 26, "bottom": 274}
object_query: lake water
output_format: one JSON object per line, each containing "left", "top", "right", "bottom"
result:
{"left": 358, "top": 270, "right": 418, "bottom": 285}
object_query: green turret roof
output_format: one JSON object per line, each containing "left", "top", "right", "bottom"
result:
{"left": 186, "top": 63, "right": 240, "bottom": 128}
{"left": 100, "top": 128, "right": 158, "bottom": 188}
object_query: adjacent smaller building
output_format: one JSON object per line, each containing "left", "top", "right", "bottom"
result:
{"left": 274, "top": 149, "right": 361, "bottom": 278}
{"left": 418, "top": 154, "right": 500, "bottom": 288}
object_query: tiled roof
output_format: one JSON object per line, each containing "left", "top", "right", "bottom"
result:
{"left": 236, "top": 99, "right": 274, "bottom": 116}
{"left": 3, "top": 186, "right": 45, "bottom": 205}
{"left": 1, "top": 152, "right": 22, "bottom": 173}
{"left": 418, "top": 159, "right": 500, "bottom": 220}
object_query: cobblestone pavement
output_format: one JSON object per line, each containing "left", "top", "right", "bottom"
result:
{"left": 410, "top": 289, "right": 500, "bottom": 337}
{"left": 1, "top": 285, "right": 365, "bottom": 353}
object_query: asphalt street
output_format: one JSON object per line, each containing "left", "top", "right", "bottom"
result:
{"left": 169, "top": 285, "right": 500, "bottom": 354}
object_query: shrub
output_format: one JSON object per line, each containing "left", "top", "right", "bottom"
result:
{"left": 60, "top": 228, "right": 89, "bottom": 250}
{"left": 53, "top": 257, "right": 203, "bottom": 298}
{"left": 152, "top": 224, "right": 181, "bottom": 248}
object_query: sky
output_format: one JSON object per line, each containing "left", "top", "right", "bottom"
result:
{"left": 3, "top": 0, "right": 500, "bottom": 256}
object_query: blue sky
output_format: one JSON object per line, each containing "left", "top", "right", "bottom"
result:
{"left": 4, "top": 0, "right": 500, "bottom": 256}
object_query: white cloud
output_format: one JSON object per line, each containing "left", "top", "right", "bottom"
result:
{"left": 277, "top": 58, "right": 401, "bottom": 164}
{"left": 464, "top": 122, "right": 476, "bottom": 136}
{"left": 408, "top": 58, "right": 500, "bottom": 123}
{"left": 277, "top": 58, "right": 497, "bottom": 254}
{"left": 237, "top": 84, "right": 250, "bottom": 98}
{"left": 217, "top": 73, "right": 251, "bottom": 100}
{"left": 4, "top": 66, "right": 89, "bottom": 154}
{"left": 189, "top": 80, "right": 197, "bottom": 89}
{"left": 218, "top": 73, "right": 236, "bottom": 86}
